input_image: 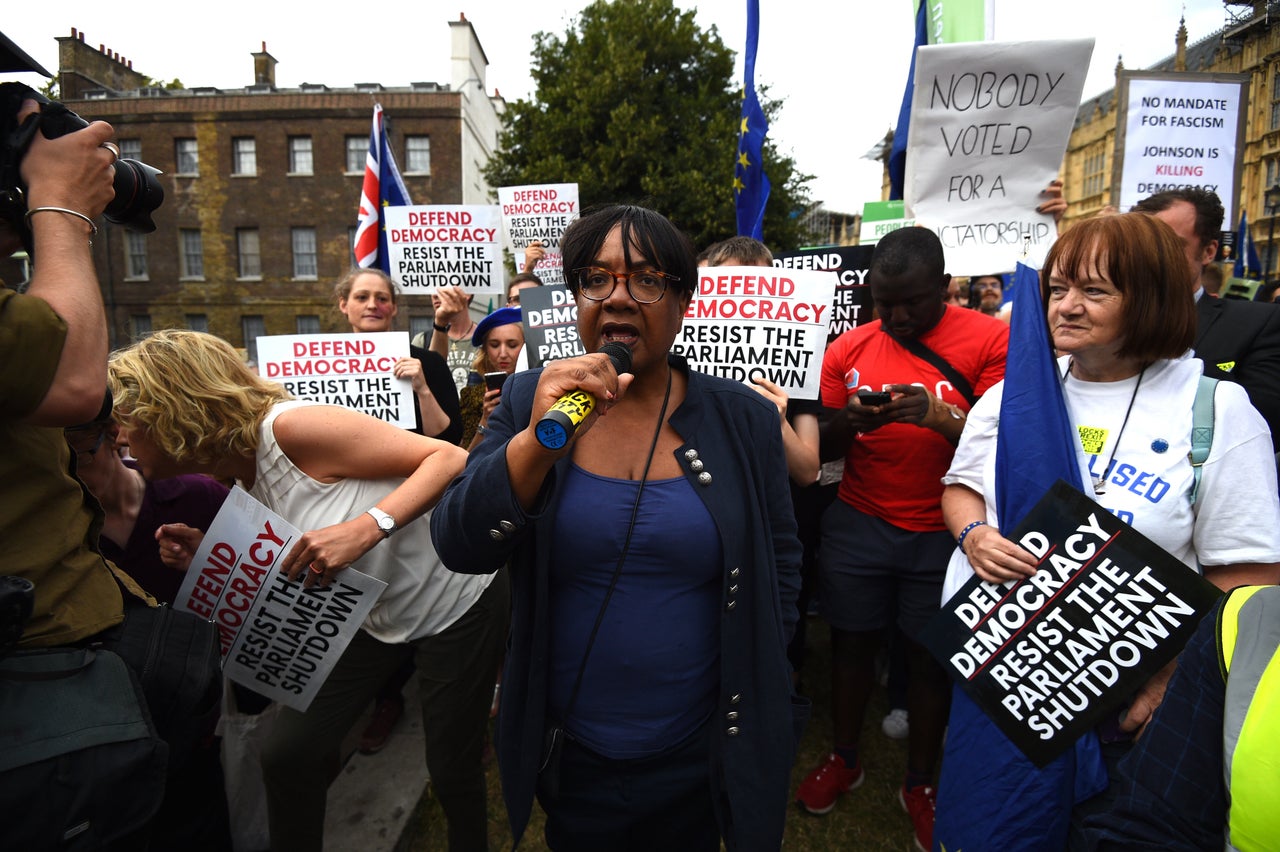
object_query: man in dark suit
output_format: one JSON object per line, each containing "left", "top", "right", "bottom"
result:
{"left": 1132, "top": 188, "right": 1280, "bottom": 451}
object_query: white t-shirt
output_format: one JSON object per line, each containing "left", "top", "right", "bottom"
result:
{"left": 247, "top": 400, "right": 491, "bottom": 643}
{"left": 941, "top": 352, "right": 1280, "bottom": 602}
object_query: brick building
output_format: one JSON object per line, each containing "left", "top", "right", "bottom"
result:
{"left": 10, "top": 15, "right": 504, "bottom": 357}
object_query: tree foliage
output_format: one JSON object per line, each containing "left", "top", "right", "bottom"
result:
{"left": 484, "top": 0, "right": 814, "bottom": 252}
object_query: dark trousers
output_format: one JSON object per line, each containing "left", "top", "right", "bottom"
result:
{"left": 537, "top": 722, "right": 720, "bottom": 852}
{"left": 262, "top": 570, "right": 510, "bottom": 852}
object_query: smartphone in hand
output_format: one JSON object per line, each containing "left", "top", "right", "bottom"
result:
{"left": 484, "top": 371, "right": 506, "bottom": 392}
{"left": 857, "top": 390, "right": 892, "bottom": 406}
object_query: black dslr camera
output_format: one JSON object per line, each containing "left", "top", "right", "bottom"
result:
{"left": 0, "top": 82, "right": 163, "bottom": 256}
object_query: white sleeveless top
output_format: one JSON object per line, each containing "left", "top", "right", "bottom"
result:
{"left": 247, "top": 401, "right": 490, "bottom": 643}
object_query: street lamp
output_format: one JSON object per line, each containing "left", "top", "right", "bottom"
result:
{"left": 1265, "top": 184, "right": 1280, "bottom": 284}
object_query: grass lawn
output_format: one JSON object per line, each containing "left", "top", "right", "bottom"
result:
{"left": 399, "top": 617, "right": 918, "bottom": 851}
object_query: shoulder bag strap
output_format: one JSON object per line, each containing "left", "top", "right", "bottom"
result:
{"left": 886, "top": 331, "right": 979, "bottom": 407}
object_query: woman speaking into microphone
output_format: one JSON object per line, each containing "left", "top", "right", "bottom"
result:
{"left": 432, "top": 204, "right": 805, "bottom": 852}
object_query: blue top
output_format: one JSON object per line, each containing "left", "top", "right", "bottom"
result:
{"left": 548, "top": 465, "right": 721, "bottom": 758}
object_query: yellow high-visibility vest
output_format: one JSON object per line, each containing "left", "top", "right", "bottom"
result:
{"left": 1219, "top": 585, "right": 1280, "bottom": 852}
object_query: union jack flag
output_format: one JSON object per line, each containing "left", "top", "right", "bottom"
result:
{"left": 354, "top": 104, "right": 412, "bottom": 271}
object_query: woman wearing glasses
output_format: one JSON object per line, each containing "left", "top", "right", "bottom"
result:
{"left": 432, "top": 205, "right": 805, "bottom": 851}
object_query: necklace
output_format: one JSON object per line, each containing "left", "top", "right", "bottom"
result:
{"left": 1065, "top": 360, "right": 1145, "bottom": 496}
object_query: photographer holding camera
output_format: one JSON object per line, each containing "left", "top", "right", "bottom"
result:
{"left": 1, "top": 34, "right": 222, "bottom": 850}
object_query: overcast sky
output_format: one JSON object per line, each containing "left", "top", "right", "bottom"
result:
{"left": 4, "top": 1, "right": 1228, "bottom": 213}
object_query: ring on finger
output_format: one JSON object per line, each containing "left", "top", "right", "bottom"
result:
{"left": 308, "top": 562, "right": 324, "bottom": 575}
{"left": 100, "top": 141, "right": 120, "bottom": 162}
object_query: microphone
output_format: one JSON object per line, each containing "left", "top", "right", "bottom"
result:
{"left": 534, "top": 342, "right": 632, "bottom": 450}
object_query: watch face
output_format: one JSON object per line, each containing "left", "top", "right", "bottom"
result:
{"left": 378, "top": 516, "right": 395, "bottom": 532}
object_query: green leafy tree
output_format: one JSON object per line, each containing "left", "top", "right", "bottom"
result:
{"left": 485, "top": 0, "right": 813, "bottom": 252}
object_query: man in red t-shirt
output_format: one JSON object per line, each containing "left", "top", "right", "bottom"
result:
{"left": 795, "top": 227, "right": 1008, "bottom": 852}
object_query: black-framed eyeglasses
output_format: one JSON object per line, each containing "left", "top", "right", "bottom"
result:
{"left": 572, "top": 267, "right": 679, "bottom": 304}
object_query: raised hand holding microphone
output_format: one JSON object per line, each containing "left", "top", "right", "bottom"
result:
{"left": 535, "top": 341, "right": 632, "bottom": 449}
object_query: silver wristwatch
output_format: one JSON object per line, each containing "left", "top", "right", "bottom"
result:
{"left": 366, "top": 506, "right": 398, "bottom": 538}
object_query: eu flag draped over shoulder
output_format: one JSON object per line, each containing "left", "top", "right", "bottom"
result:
{"left": 734, "top": 0, "right": 769, "bottom": 240}
{"left": 1235, "top": 210, "right": 1263, "bottom": 279}
{"left": 354, "top": 104, "right": 412, "bottom": 273}
{"left": 933, "top": 263, "right": 1108, "bottom": 851}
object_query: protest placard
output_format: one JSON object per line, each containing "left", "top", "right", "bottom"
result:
{"left": 860, "top": 200, "right": 916, "bottom": 246}
{"left": 173, "top": 487, "right": 387, "bottom": 712}
{"left": 773, "top": 245, "right": 875, "bottom": 341}
{"left": 1114, "top": 71, "right": 1247, "bottom": 217}
{"left": 905, "top": 39, "right": 1094, "bottom": 275}
{"left": 521, "top": 284, "right": 585, "bottom": 368}
{"left": 384, "top": 205, "right": 503, "bottom": 297}
{"left": 257, "top": 332, "right": 415, "bottom": 429}
{"left": 673, "top": 266, "right": 836, "bottom": 400}
{"left": 499, "top": 183, "right": 579, "bottom": 287}
{"left": 921, "top": 480, "right": 1220, "bottom": 766}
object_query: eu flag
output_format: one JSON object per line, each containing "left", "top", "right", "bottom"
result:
{"left": 734, "top": 0, "right": 770, "bottom": 240}
{"left": 1234, "top": 210, "right": 1263, "bottom": 279}
{"left": 887, "top": 1, "right": 928, "bottom": 201}
{"left": 354, "top": 104, "right": 412, "bottom": 273}
{"left": 933, "top": 263, "right": 1107, "bottom": 851}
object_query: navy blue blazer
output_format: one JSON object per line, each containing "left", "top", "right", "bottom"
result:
{"left": 431, "top": 356, "right": 806, "bottom": 851}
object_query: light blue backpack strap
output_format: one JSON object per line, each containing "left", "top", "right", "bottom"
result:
{"left": 1189, "top": 375, "right": 1217, "bottom": 505}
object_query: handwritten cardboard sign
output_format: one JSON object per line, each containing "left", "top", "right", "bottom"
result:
{"left": 905, "top": 39, "right": 1094, "bottom": 274}
{"left": 257, "top": 332, "right": 415, "bottom": 429}
{"left": 173, "top": 487, "right": 386, "bottom": 711}
{"left": 921, "top": 480, "right": 1220, "bottom": 766}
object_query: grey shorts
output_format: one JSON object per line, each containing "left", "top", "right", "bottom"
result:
{"left": 818, "top": 499, "right": 954, "bottom": 638}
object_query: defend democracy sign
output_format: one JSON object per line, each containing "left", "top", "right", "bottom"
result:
{"left": 256, "top": 332, "right": 416, "bottom": 429}
{"left": 921, "top": 480, "right": 1220, "bottom": 766}
{"left": 773, "top": 245, "right": 875, "bottom": 340}
{"left": 173, "top": 487, "right": 386, "bottom": 712}
{"left": 673, "top": 266, "right": 836, "bottom": 400}
{"left": 521, "top": 284, "right": 586, "bottom": 368}
{"left": 384, "top": 204, "right": 504, "bottom": 296}
{"left": 905, "top": 39, "right": 1093, "bottom": 275}
{"left": 499, "top": 183, "right": 579, "bottom": 287}
{"left": 1114, "top": 71, "right": 1247, "bottom": 217}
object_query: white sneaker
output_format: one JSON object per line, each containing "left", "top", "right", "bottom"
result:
{"left": 881, "top": 708, "right": 909, "bottom": 739}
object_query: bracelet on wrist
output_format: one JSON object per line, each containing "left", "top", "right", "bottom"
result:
{"left": 24, "top": 206, "right": 99, "bottom": 243}
{"left": 957, "top": 520, "right": 988, "bottom": 552}
{"left": 432, "top": 321, "right": 450, "bottom": 332}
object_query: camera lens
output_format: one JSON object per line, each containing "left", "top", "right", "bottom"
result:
{"left": 106, "top": 159, "right": 164, "bottom": 233}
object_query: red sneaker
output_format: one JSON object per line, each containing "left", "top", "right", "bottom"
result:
{"left": 796, "top": 752, "right": 864, "bottom": 815}
{"left": 899, "top": 783, "right": 937, "bottom": 852}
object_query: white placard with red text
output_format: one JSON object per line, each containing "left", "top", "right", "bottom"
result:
{"left": 172, "top": 487, "right": 387, "bottom": 712}
{"left": 256, "top": 332, "right": 415, "bottom": 429}
{"left": 384, "top": 204, "right": 504, "bottom": 296}
{"left": 499, "top": 183, "right": 579, "bottom": 287}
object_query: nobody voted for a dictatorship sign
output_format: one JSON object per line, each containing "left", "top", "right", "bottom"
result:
{"left": 257, "top": 332, "right": 416, "bottom": 429}
{"left": 921, "top": 480, "right": 1219, "bottom": 766}
{"left": 173, "top": 487, "right": 386, "bottom": 712}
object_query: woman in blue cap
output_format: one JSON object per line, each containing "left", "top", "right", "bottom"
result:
{"left": 461, "top": 305, "right": 524, "bottom": 448}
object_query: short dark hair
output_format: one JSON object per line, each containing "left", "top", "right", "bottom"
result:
{"left": 508, "top": 271, "right": 543, "bottom": 289}
{"left": 1130, "top": 188, "right": 1224, "bottom": 250}
{"left": 561, "top": 205, "right": 697, "bottom": 297}
{"left": 870, "top": 226, "right": 945, "bottom": 279}
{"left": 697, "top": 236, "right": 773, "bottom": 267}
{"left": 1042, "top": 213, "right": 1196, "bottom": 362}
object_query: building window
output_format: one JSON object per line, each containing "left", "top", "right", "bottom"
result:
{"left": 124, "top": 231, "right": 148, "bottom": 279}
{"left": 296, "top": 315, "right": 321, "bottom": 334}
{"left": 1082, "top": 146, "right": 1106, "bottom": 199}
{"left": 409, "top": 315, "right": 433, "bottom": 342}
{"left": 179, "top": 228, "right": 204, "bottom": 278}
{"left": 242, "top": 315, "right": 266, "bottom": 365}
{"left": 237, "top": 228, "right": 262, "bottom": 278}
{"left": 130, "top": 314, "right": 152, "bottom": 340}
{"left": 186, "top": 313, "right": 209, "bottom": 333}
{"left": 289, "top": 136, "right": 313, "bottom": 174}
{"left": 119, "top": 139, "right": 141, "bottom": 161}
{"left": 292, "top": 227, "right": 318, "bottom": 278}
{"left": 405, "top": 135, "right": 430, "bottom": 174}
{"left": 232, "top": 137, "right": 257, "bottom": 175}
{"left": 175, "top": 138, "right": 198, "bottom": 175}
{"left": 346, "top": 136, "right": 366, "bottom": 173}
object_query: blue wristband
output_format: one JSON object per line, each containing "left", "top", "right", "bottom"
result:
{"left": 957, "top": 520, "right": 988, "bottom": 552}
